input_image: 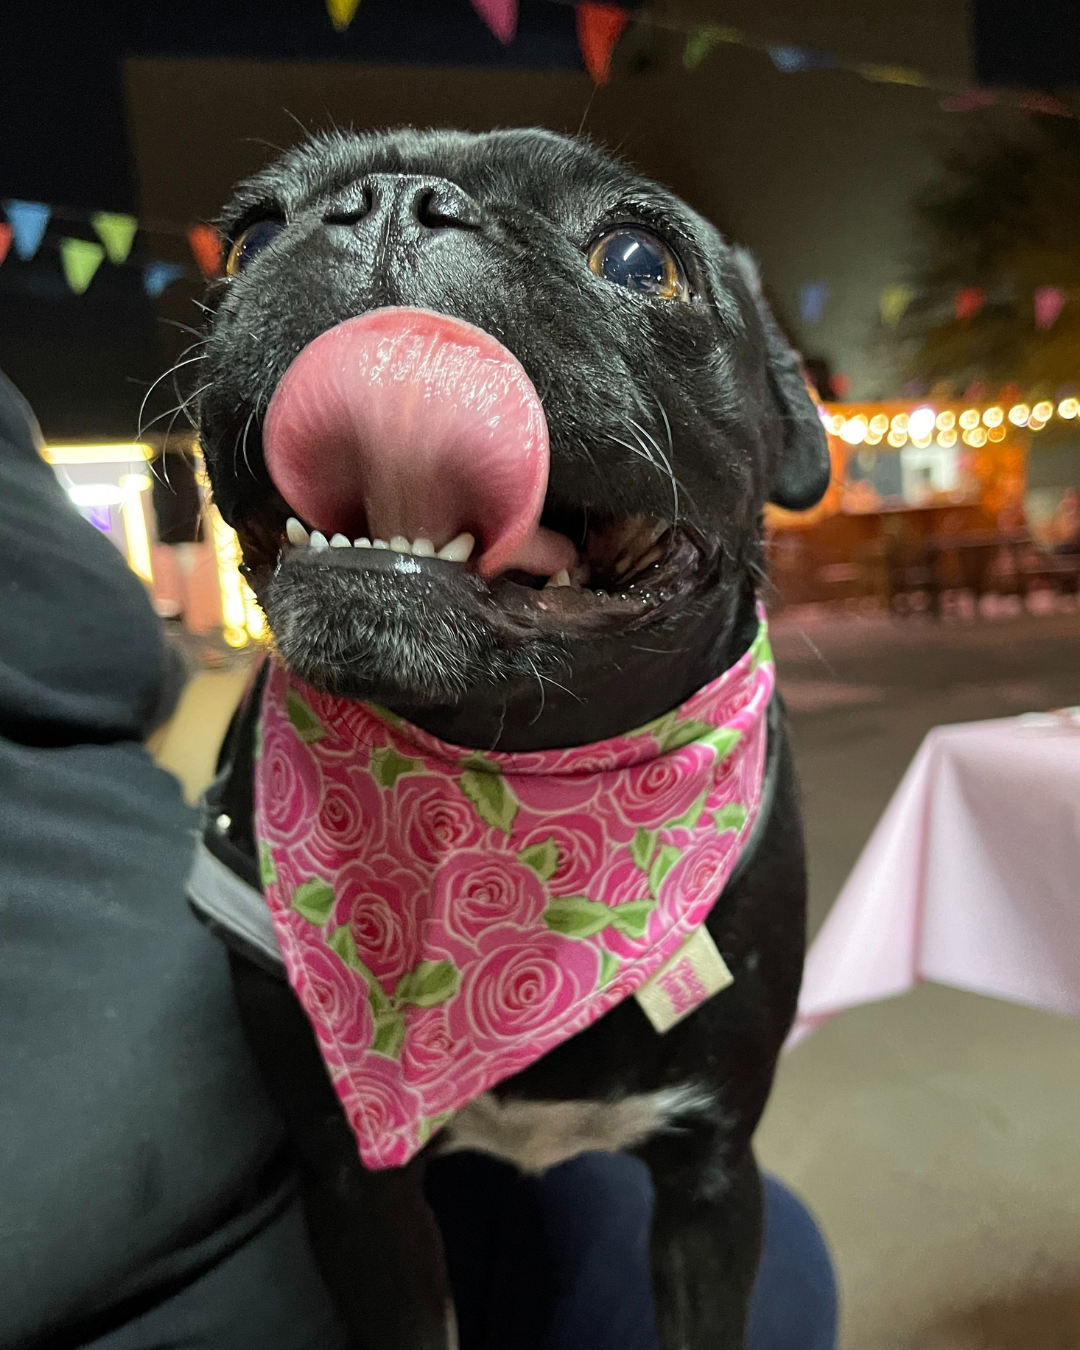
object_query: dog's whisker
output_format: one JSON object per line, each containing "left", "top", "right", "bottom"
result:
{"left": 627, "top": 415, "right": 681, "bottom": 529}
{"left": 138, "top": 350, "right": 208, "bottom": 442}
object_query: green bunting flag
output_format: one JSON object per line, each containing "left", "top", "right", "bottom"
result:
{"left": 325, "top": 0, "right": 361, "bottom": 30}
{"left": 683, "top": 25, "right": 742, "bottom": 70}
{"left": 91, "top": 211, "right": 138, "bottom": 264}
{"left": 60, "top": 238, "right": 105, "bottom": 294}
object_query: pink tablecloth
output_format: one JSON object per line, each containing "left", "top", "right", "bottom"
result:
{"left": 789, "top": 714, "right": 1080, "bottom": 1048}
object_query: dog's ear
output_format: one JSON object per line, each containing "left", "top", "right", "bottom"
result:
{"left": 731, "top": 248, "right": 832, "bottom": 512}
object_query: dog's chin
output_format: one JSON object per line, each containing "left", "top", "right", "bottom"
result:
{"left": 249, "top": 519, "right": 717, "bottom": 707}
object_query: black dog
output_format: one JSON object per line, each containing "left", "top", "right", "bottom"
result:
{"left": 190, "top": 128, "right": 829, "bottom": 1350}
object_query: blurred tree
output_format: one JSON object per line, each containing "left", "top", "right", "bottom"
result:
{"left": 898, "top": 115, "right": 1080, "bottom": 396}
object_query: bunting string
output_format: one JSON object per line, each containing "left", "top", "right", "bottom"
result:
{"left": 0, "top": 197, "right": 221, "bottom": 296}
{"left": 414, "top": 0, "right": 1080, "bottom": 114}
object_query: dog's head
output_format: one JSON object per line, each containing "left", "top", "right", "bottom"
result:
{"left": 198, "top": 129, "right": 828, "bottom": 740}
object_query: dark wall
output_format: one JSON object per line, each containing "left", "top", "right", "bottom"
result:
{"left": 129, "top": 0, "right": 977, "bottom": 405}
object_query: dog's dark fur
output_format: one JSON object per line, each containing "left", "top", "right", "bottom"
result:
{"left": 196, "top": 128, "right": 829, "bottom": 1350}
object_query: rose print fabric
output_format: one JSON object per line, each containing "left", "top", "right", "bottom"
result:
{"left": 254, "top": 611, "right": 775, "bottom": 1168}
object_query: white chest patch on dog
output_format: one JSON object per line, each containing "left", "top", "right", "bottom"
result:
{"left": 440, "top": 1083, "right": 716, "bottom": 1175}
{"left": 633, "top": 925, "right": 734, "bottom": 1033}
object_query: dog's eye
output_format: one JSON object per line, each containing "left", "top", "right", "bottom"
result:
{"left": 226, "top": 220, "right": 285, "bottom": 277}
{"left": 587, "top": 228, "right": 689, "bottom": 301}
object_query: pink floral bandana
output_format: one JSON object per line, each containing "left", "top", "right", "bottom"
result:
{"left": 254, "top": 612, "right": 775, "bottom": 1168}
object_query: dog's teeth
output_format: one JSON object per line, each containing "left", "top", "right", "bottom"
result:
{"left": 309, "top": 531, "right": 329, "bottom": 550}
{"left": 372, "top": 539, "right": 389, "bottom": 549}
{"left": 286, "top": 517, "right": 310, "bottom": 546}
{"left": 437, "top": 532, "right": 475, "bottom": 563}
{"left": 354, "top": 537, "right": 371, "bottom": 549}
{"left": 544, "top": 569, "right": 572, "bottom": 589}
{"left": 389, "top": 536, "right": 411, "bottom": 554}
{"left": 650, "top": 518, "right": 671, "bottom": 543}
{"left": 330, "top": 533, "right": 351, "bottom": 548}
{"left": 412, "top": 537, "right": 435, "bottom": 557}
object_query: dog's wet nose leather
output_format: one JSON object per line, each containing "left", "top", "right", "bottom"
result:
{"left": 323, "top": 174, "right": 484, "bottom": 235}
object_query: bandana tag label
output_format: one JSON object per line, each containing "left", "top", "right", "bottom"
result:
{"left": 634, "top": 925, "right": 734, "bottom": 1033}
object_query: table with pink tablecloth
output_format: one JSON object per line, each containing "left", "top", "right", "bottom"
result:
{"left": 789, "top": 712, "right": 1080, "bottom": 1049}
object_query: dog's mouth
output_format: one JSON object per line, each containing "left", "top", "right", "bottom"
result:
{"left": 239, "top": 308, "right": 712, "bottom": 640}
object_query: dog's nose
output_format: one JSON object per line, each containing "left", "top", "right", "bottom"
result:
{"left": 322, "top": 175, "right": 484, "bottom": 234}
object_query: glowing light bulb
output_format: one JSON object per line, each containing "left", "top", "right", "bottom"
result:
{"left": 982, "top": 405, "right": 1003, "bottom": 427}
{"left": 890, "top": 412, "right": 909, "bottom": 432}
{"left": 839, "top": 415, "right": 868, "bottom": 445}
{"left": 937, "top": 429, "right": 957, "bottom": 447}
{"left": 936, "top": 410, "right": 956, "bottom": 431}
{"left": 829, "top": 414, "right": 846, "bottom": 435}
{"left": 908, "top": 406, "right": 936, "bottom": 440}
{"left": 1032, "top": 400, "right": 1054, "bottom": 422}
{"left": 959, "top": 409, "right": 980, "bottom": 430}
{"left": 1057, "top": 398, "right": 1078, "bottom": 419}
{"left": 869, "top": 414, "right": 889, "bottom": 434}
{"left": 1008, "top": 403, "right": 1030, "bottom": 426}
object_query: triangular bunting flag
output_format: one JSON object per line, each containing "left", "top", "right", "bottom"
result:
{"left": 1019, "top": 93, "right": 1072, "bottom": 117}
{"left": 857, "top": 63, "right": 928, "bottom": 87}
{"left": 91, "top": 211, "right": 138, "bottom": 264}
{"left": 143, "top": 261, "right": 186, "bottom": 298}
{"left": 955, "top": 286, "right": 985, "bottom": 321}
{"left": 325, "top": 0, "right": 361, "bottom": 30}
{"left": 880, "top": 284, "right": 914, "bottom": 326}
{"left": 939, "top": 89, "right": 998, "bottom": 113}
{"left": 188, "top": 223, "right": 223, "bottom": 278}
{"left": 4, "top": 200, "right": 51, "bottom": 260}
{"left": 59, "top": 237, "right": 105, "bottom": 294}
{"left": 576, "top": 3, "right": 628, "bottom": 85}
{"left": 0, "top": 224, "right": 11, "bottom": 266}
{"left": 683, "top": 25, "right": 741, "bottom": 71}
{"left": 1034, "top": 285, "right": 1067, "bottom": 330}
{"left": 799, "top": 282, "right": 829, "bottom": 324}
{"left": 769, "top": 45, "right": 836, "bottom": 73}
{"left": 470, "top": 0, "right": 517, "bottom": 43}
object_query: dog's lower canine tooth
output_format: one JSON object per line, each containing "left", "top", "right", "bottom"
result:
{"left": 330, "top": 533, "right": 351, "bottom": 548}
{"left": 544, "top": 569, "right": 571, "bottom": 589}
{"left": 310, "top": 530, "right": 329, "bottom": 549}
{"left": 437, "top": 532, "right": 474, "bottom": 562}
{"left": 390, "top": 536, "right": 411, "bottom": 554}
{"left": 354, "top": 537, "right": 371, "bottom": 548}
{"left": 286, "top": 517, "right": 310, "bottom": 546}
{"left": 412, "top": 538, "right": 435, "bottom": 557}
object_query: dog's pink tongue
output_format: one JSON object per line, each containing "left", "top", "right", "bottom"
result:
{"left": 262, "top": 308, "right": 575, "bottom": 578}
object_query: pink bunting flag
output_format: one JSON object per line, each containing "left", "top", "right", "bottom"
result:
{"left": 1034, "top": 285, "right": 1067, "bottom": 330}
{"left": 940, "top": 89, "right": 998, "bottom": 113}
{"left": 0, "top": 223, "right": 11, "bottom": 266}
{"left": 470, "top": 0, "right": 517, "bottom": 43}
{"left": 955, "top": 286, "right": 985, "bottom": 322}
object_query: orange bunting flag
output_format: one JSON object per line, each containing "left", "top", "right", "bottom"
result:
{"left": 470, "top": 0, "right": 517, "bottom": 43}
{"left": 954, "top": 286, "right": 985, "bottom": 321}
{"left": 325, "top": 0, "right": 361, "bottom": 31}
{"left": 576, "top": 3, "right": 628, "bottom": 84}
{"left": 0, "top": 223, "right": 11, "bottom": 266}
{"left": 188, "top": 223, "right": 223, "bottom": 278}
